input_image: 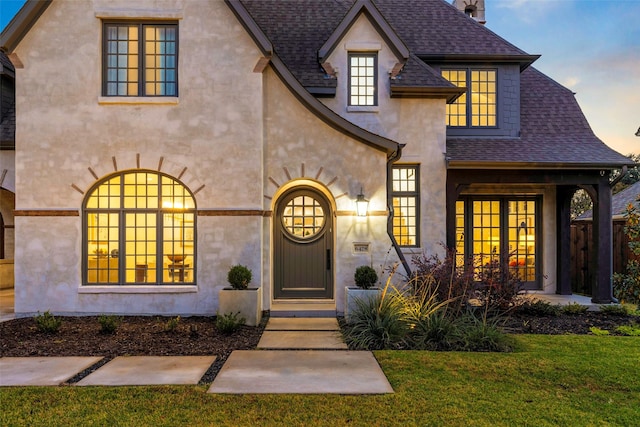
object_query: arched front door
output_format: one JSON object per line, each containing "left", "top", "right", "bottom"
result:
{"left": 274, "top": 187, "right": 333, "bottom": 299}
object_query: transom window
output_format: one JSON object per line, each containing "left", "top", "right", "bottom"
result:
{"left": 349, "top": 53, "right": 377, "bottom": 106}
{"left": 83, "top": 171, "right": 195, "bottom": 285}
{"left": 103, "top": 22, "right": 178, "bottom": 96}
{"left": 455, "top": 197, "right": 539, "bottom": 287}
{"left": 442, "top": 69, "right": 496, "bottom": 127}
{"left": 282, "top": 195, "right": 325, "bottom": 239}
{"left": 392, "top": 165, "right": 420, "bottom": 247}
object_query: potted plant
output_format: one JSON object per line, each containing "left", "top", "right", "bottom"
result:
{"left": 345, "top": 265, "right": 381, "bottom": 322}
{"left": 218, "top": 264, "right": 262, "bottom": 326}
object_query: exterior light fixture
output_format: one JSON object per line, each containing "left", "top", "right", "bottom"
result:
{"left": 355, "top": 188, "right": 369, "bottom": 217}
{"left": 635, "top": 127, "right": 640, "bottom": 137}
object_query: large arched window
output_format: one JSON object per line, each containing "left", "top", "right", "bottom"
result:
{"left": 83, "top": 171, "right": 196, "bottom": 285}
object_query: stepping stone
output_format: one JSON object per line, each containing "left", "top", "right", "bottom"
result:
{"left": 209, "top": 350, "right": 393, "bottom": 394}
{"left": 265, "top": 317, "right": 340, "bottom": 331}
{"left": 0, "top": 357, "right": 103, "bottom": 386}
{"left": 75, "top": 356, "right": 216, "bottom": 386}
{"left": 258, "top": 330, "right": 347, "bottom": 349}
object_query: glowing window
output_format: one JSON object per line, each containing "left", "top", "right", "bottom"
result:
{"left": 392, "top": 165, "right": 420, "bottom": 247}
{"left": 442, "top": 69, "right": 496, "bottom": 127}
{"left": 349, "top": 53, "right": 377, "bottom": 106}
{"left": 84, "top": 171, "right": 195, "bottom": 285}
{"left": 282, "top": 196, "right": 325, "bottom": 239}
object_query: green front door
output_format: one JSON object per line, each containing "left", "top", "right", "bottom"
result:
{"left": 274, "top": 187, "right": 333, "bottom": 299}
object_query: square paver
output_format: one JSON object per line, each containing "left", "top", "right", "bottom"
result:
{"left": 258, "top": 330, "right": 347, "bottom": 349}
{"left": 0, "top": 357, "right": 103, "bottom": 386}
{"left": 209, "top": 350, "right": 393, "bottom": 394}
{"left": 75, "top": 356, "right": 216, "bottom": 386}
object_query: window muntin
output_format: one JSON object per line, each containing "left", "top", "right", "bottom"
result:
{"left": 84, "top": 171, "right": 195, "bottom": 285}
{"left": 456, "top": 197, "right": 539, "bottom": 285}
{"left": 442, "top": 69, "right": 496, "bottom": 127}
{"left": 282, "top": 195, "right": 325, "bottom": 239}
{"left": 349, "top": 53, "right": 377, "bottom": 106}
{"left": 104, "top": 22, "right": 178, "bottom": 96}
{"left": 392, "top": 165, "right": 420, "bottom": 247}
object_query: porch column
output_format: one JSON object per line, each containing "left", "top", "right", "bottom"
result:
{"left": 556, "top": 186, "right": 573, "bottom": 295}
{"left": 592, "top": 178, "right": 614, "bottom": 303}
{"left": 445, "top": 175, "right": 459, "bottom": 250}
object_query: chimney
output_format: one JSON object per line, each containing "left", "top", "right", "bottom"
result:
{"left": 452, "top": 0, "right": 486, "bottom": 25}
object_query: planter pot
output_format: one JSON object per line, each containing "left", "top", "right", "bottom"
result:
{"left": 218, "top": 287, "right": 262, "bottom": 326}
{"left": 345, "top": 287, "right": 382, "bottom": 323}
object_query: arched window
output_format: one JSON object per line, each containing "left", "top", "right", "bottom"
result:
{"left": 83, "top": 171, "right": 196, "bottom": 285}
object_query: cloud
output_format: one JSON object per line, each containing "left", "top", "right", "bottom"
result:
{"left": 562, "top": 76, "right": 580, "bottom": 89}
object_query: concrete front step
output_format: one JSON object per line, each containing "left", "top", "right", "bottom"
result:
{"left": 258, "top": 317, "right": 347, "bottom": 349}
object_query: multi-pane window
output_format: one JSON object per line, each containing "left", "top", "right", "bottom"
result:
{"left": 455, "top": 197, "right": 539, "bottom": 287}
{"left": 442, "top": 69, "right": 496, "bottom": 127}
{"left": 84, "top": 171, "right": 195, "bottom": 285}
{"left": 103, "top": 22, "right": 178, "bottom": 96}
{"left": 392, "top": 165, "right": 420, "bottom": 247}
{"left": 349, "top": 53, "right": 377, "bottom": 106}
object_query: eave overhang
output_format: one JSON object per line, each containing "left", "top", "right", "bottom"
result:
{"left": 0, "top": 0, "right": 53, "bottom": 53}
{"left": 390, "top": 85, "right": 465, "bottom": 103}
{"left": 226, "top": 0, "right": 400, "bottom": 157}
{"left": 418, "top": 54, "right": 541, "bottom": 71}
{"left": 446, "top": 160, "right": 637, "bottom": 170}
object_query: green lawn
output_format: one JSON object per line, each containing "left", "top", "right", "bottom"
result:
{"left": 1, "top": 335, "right": 638, "bottom": 426}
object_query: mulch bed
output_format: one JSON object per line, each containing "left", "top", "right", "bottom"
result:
{"left": 501, "top": 311, "right": 638, "bottom": 335}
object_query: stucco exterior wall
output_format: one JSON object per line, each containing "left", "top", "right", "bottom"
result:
{"left": 320, "top": 13, "right": 448, "bottom": 259}
{"left": 12, "top": 0, "right": 266, "bottom": 315}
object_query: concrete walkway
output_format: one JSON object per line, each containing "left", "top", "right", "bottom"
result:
{"left": 0, "top": 317, "right": 393, "bottom": 394}
{"left": 209, "top": 317, "right": 393, "bottom": 394}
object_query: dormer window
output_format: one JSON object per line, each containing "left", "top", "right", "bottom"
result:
{"left": 442, "top": 68, "right": 496, "bottom": 127}
{"left": 348, "top": 53, "right": 377, "bottom": 106}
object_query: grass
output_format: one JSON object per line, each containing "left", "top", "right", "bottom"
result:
{"left": 1, "top": 335, "right": 638, "bottom": 426}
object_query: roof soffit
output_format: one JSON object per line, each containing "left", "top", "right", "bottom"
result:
{"left": 318, "top": 0, "right": 409, "bottom": 64}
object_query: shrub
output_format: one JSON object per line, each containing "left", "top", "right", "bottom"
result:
{"left": 98, "top": 315, "right": 122, "bottom": 334}
{"left": 615, "top": 324, "right": 640, "bottom": 336}
{"left": 598, "top": 304, "right": 631, "bottom": 316}
{"left": 165, "top": 316, "right": 181, "bottom": 332}
{"left": 589, "top": 326, "right": 610, "bottom": 336}
{"left": 517, "top": 299, "right": 561, "bottom": 317}
{"left": 408, "top": 310, "right": 461, "bottom": 351}
{"left": 344, "top": 285, "right": 408, "bottom": 350}
{"left": 613, "top": 203, "right": 640, "bottom": 306}
{"left": 457, "top": 313, "right": 514, "bottom": 352}
{"left": 562, "top": 302, "right": 589, "bottom": 315}
{"left": 354, "top": 265, "right": 378, "bottom": 289}
{"left": 216, "top": 312, "right": 246, "bottom": 334}
{"left": 227, "top": 264, "right": 252, "bottom": 290}
{"left": 34, "top": 311, "right": 62, "bottom": 334}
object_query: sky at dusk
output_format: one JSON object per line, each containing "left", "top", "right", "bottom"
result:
{"left": 1, "top": 0, "right": 639, "bottom": 155}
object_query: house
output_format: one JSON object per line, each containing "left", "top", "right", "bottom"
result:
{"left": 0, "top": 0, "right": 633, "bottom": 317}
{"left": 0, "top": 50, "right": 15, "bottom": 289}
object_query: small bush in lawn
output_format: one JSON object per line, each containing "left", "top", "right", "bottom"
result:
{"left": 34, "top": 311, "right": 62, "bottom": 334}
{"left": 615, "top": 324, "right": 640, "bottom": 336}
{"left": 165, "top": 316, "right": 181, "bottom": 332}
{"left": 598, "top": 304, "right": 631, "bottom": 316}
{"left": 562, "top": 302, "right": 589, "bottom": 315}
{"left": 458, "top": 312, "right": 514, "bottom": 352}
{"left": 216, "top": 312, "right": 246, "bottom": 334}
{"left": 98, "top": 314, "right": 122, "bottom": 334}
{"left": 517, "top": 299, "right": 561, "bottom": 317}
{"left": 589, "top": 326, "right": 610, "bottom": 336}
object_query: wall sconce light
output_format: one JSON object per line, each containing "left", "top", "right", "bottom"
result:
{"left": 355, "top": 188, "right": 369, "bottom": 217}
{"left": 635, "top": 127, "right": 640, "bottom": 137}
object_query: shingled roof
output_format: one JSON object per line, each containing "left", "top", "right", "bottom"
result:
{"left": 578, "top": 180, "right": 640, "bottom": 220}
{"left": 447, "top": 68, "right": 634, "bottom": 169}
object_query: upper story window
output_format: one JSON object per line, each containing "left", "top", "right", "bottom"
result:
{"left": 392, "top": 164, "right": 420, "bottom": 247}
{"left": 103, "top": 22, "right": 178, "bottom": 96}
{"left": 83, "top": 171, "right": 195, "bottom": 285}
{"left": 348, "top": 53, "right": 377, "bottom": 106}
{"left": 442, "top": 69, "right": 496, "bottom": 127}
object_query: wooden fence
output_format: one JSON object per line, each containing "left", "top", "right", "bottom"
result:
{"left": 570, "top": 220, "right": 637, "bottom": 295}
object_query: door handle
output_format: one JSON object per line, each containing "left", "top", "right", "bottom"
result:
{"left": 326, "top": 249, "right": 331, "bottom": 271}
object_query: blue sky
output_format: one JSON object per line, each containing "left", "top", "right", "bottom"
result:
{"left": 1, "top": 0, "right": 638, "bottom": 155}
